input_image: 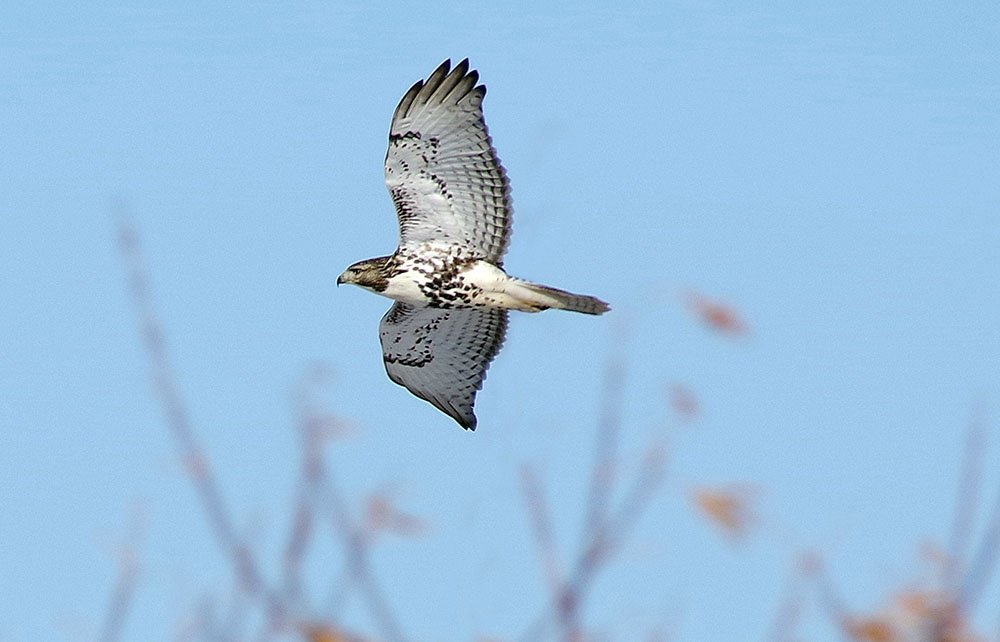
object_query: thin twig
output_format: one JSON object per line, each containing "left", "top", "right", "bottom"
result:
{"left": 519, "top": 348, "right": 665, "bottom": 642}
{"left": 959, "top": 465, "right": 1000, "bottom": 612}
{"left": 116, "top": 212, "right": 282, "bottom": 622}
{"left": 803, "top": 554, "right": 856, "bottom": 642}
{"left": 763, "top": 557, "right": 808, "bottom": 642}
{"left": 282, "top": 367, "right": 332, "bottom": 604}
{"left": 520, "top": 465, "right": 567, "bottom": 601}
{"left": 97, "top": 509, "right": 143, "bottom": 642}
{"left": 580, "top": 355, "right": 626, "bottom": 547}
{"left": 560, "top": 442, "right": 667, "bottom": 639}
{"left": 599, "top": 444, "right": 667, "bottom": 563}
{"left": 311, "top": 477, "right": 407, "bottom": 642}
{"left": 97, "top": 561, "right": 138, "bottom": 642}
{"left": 946, "top": 407, "right": 987, "bottom": 592}
{"left": 565, "top": 353, "right": 628, "bottom": 640}
{"left": 520, "top": 465, "right": 577, "bottom": 639}
{"left": 290, "top": 374, "right": 406, "bottom": 642}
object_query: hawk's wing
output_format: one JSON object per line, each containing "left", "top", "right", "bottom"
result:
{"left": 379, "top": 302, "right": 508, "bottom": 430}
{"left": 385, "top": 59, "right": 513, "bottom": 265}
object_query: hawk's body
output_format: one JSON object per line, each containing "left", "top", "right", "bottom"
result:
{"left": 339, "top": 59, "right": 608, "bottom": 430}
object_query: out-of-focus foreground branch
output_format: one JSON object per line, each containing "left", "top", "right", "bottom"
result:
{"left": 116, "top": 213, "right": 409, "bottom": 641}
{"left": 518, "top": 353, "right": 668, "bottom": 642}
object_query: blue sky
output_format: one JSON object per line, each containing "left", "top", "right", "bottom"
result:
{"left": 2, "top": 1, "right": 999, "bottom": 640}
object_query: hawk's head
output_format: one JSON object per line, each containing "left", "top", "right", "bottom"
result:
{"left": 337, "top": 256, "right": 392, "bottom": 292}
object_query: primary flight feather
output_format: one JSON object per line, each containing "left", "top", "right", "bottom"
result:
{"left": 338, "top": 59, "right": 609, "bottom": 430}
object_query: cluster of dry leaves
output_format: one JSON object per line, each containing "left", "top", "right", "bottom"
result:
{"left": 109, "top": 216, "right": 672, "bottom": 642}
{"left": 104, "top": 219, "right": 998, "bottom": 641}
{"left": 677, "top": 292, "right": 999, "bottom": 642}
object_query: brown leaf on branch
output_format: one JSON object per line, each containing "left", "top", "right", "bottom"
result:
{"left": 846, "top": 617, "right": 898, "bottom": 642}
{"left": 307, "top": 413, "right": 356, "bottom": 443}
{"left": 182, "top": 452, "right": 211, "bottom": 481}
{"left": 843, "top": 588, "right": 983, "bottom": 642}
{"left": 365, "top": 494, "right": 426, "bottom": 538}
{"left": 301, "top": 623, "right": 379, "bottom": 642}
{"left": 683, "top": 291, "right": 749, "bottom": 336}
{"left": 304, "top": 626, "right": 348, "bottom": 642}
{"left": 691, "top": 485, "right": 757, "bottom": 541}
{"left": 665, "top": 383, "right": 699, "bottom": 421}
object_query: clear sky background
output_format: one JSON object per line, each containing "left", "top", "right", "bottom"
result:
{"left": 2, "top": 1, "right": 1000, "bottom": 640}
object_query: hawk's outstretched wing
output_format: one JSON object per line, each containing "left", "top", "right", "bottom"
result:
{"left": 385, "top": 59, "right": 513, "bottom": 265}
{"left": 379, "top": 302, "right": 508, "bottom": 430}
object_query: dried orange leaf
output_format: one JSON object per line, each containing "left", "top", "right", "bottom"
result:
{"left": 684, "top": 291, "right": 749, "bottom": 335}
{"left": 366, "top": 495, "right": 426, "bottom": 537}
{"left": 691, "top": 485, "right": 756, "bottom": 540}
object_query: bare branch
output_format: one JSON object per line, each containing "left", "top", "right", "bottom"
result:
{"left": 801, "top": 553, "right": 857, "bottom": 642}
{"left": 518, "top": 345, "right": 666, "bottom": 642}
{"left": 949, "top": 406, "right": 989, "bottom": 606}
{"left": 520, "top": 465, "right": 567, "bottom": 598}
{"left": 597, "top": 443, "right": 668, "bottom": 566}
{"left": 288, "top": 375, "right": 407, "bottom": 642}
{"left": 312, "top": 478, "right": 407, "bottom": 642}
{"left": 282, "top": 366, "right": 335, "bottom": 603}
{"left": 763, "top": 556, "right": 809, "bottom": 642}
{"left": 580, "top": 355, "right": 626, "bottom": 545}
{"left": 959, "top": 454, "right": 1000, "bottom": 613}
{"left": 116, "top": 212, "right": 281, "bottom": 621}
{"left": 97, "top": 507, "right": 145, "bottom": 642}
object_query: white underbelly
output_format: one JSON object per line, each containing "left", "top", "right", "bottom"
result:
{"left": 459, "top": 261, "right": 511, "bottom": 290}
{"left": 378, "top": 259, "right": 520, "bottom": 308}
{"left": 380, "top": 276, "right": 430, "bottom": 305}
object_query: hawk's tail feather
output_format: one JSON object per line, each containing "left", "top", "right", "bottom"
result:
{"left": 512, "top": 280, "right": 610, "bottom": 315}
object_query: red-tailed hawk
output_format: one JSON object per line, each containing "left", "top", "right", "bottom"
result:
{"left": 338, "top": 59, "right": 608, "bottom": 430}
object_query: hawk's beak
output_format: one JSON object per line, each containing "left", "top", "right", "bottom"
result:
{"left": 336, "top": 274, "right": 344, "bottom": 287}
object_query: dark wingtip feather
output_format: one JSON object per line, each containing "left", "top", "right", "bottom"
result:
{"left": 393, "top": 58, "right": 488, "bottom": 122}
{"left": 393, "top": 59, "right": 451, "bottom": 122}
{"left": 421, "top": 60, "right": 454, "bottom": 99}
{"left": 393, "top": 79, "right": 424, "bottom": 122}
{"left": 440, "top": 402, "right": 477, "bottom": 430}
{"left": 448, "top": 400, "right": 478, "bottom": 431}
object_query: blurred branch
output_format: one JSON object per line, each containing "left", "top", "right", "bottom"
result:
{"left": 558, "top": 441, "right": 666, "bottom": 641}
{"left": 957, "top": 408, "right": 998, "bottom": 614}
{"left": 805, "top": 408, "right": 1000, "bottom": 642}
{"left": 313, "top": 477, "right": 407, "bottom": 642}
{"left": 116, "top": 213, "right": 281, "bottom": 623}
{"left": 519, "top": 347, "right": 667, "bottom": 642}
{"left": 171, "top": 597, "right": 215, "bottom": 642}
{"left": 947, "top": 408, "right": 987, "bottom": 592}
{"left": 958, "top": 472, "right": 1000, "bottom": 616}
{"left": 116, "top": 212, "right": 678, "bottom": 641}
{"left": 596, "top": 444, "right": 667, "bottom": 567}
{"left": 520, "top": 465, "right": 567, "bottom": 599}
{"left": 289, "top": 369, "right": 407, "bottom": 642}
{"left": 97, "top": 507, "right": 145, "bottom": 642}
{"left": 581, "top": 355, "right": 626, "bottom": 547}
{"left": 281, "top": 366, "right": 333, "bottom": 605}
{"left": 762, "top": 556, "right": 809, "bottom": 642}
{"left": 117, "top": 213, "right": 413, "bottom": 642}
{"left": 97, "top": 560, "right": 138, "bottom": 642}
{"left": 801, "top": 554, "right": 855, "bottom": 642}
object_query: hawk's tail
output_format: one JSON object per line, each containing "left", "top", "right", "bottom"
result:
{"left": 510, "top": 280, "right": 610, "bottom": 315}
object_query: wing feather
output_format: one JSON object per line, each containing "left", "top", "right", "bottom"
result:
{"left": 385, "top": 59, "right": 513, "bottom": 265}
{"left": 379, "top": 303, "right": 508, "bottom": 430}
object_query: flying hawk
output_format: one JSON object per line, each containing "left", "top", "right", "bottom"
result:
{"left": 338, "top": 59, "right": 609, "bottom": 430}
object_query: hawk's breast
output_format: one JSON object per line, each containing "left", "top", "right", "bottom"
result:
{"left": 381, "top": 246, "right": 510, "bottom": 310}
